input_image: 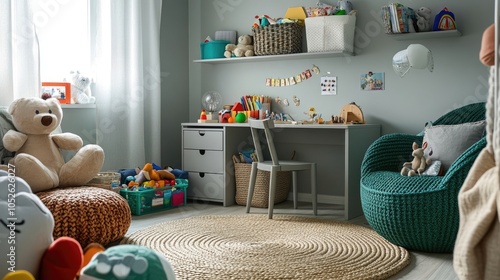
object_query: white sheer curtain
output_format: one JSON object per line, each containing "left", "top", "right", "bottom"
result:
{"left": 0, "top": 0, "right": 40, "bottom": 106}
{"left": 90, "top": 0, "right": 162, "bottom": 170}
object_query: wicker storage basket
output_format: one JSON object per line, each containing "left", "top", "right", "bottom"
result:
{"left": 87, "top": 171, "right": 122, "bottom": 194}
{"left": 234, "top": 162, "right": 291, "bottom": 208}
{"left": 252, "top": 22, "right": 303, "bottom": 56}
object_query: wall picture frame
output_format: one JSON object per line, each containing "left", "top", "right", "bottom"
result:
{"left": 41, "top": 82, "right": 71, "bottom": 104}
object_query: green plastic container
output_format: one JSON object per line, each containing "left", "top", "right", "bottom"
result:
{"left": 120, "top": 179, "right": 188, "bottom": 215}
{"left": 200, "top": 40, "right": 230, "bottom": 59}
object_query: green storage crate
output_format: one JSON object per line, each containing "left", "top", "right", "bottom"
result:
{"left": 200, "top": 40, "right": 230, "bottom": 59}
{"left": 120, "top": 179, "right": 188, "bottom": 215}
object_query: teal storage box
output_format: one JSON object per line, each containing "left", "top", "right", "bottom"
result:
{"left": 200, "top": 40, "right": 230, "bottom": 59}
{"left": 120, "top": 179, "right": 188, "bottom": 215}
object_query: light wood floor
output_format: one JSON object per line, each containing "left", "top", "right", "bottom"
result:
{"left": 126, "top": 200, "right": 457, "bottom": 280}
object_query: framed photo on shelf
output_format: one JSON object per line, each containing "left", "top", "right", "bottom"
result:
{"left": 41, "top": 82, "right": 71, "bottom": 104}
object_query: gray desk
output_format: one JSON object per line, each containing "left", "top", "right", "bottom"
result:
{"left": 182, "top": 122, "right": 380, "bottom": 220}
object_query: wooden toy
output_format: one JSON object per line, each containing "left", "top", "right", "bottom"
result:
{"left": 340, "top": 102, "right": 365, "bottom": 124}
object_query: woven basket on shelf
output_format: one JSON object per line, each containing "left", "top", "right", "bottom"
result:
{"left": 234, "top": 162, "right": 291, "bottom": 208}
{"left": 252, "top": 22, "right": 303, "bottom": 56}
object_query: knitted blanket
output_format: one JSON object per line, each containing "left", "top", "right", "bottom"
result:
{"left": 453, "top": 67, "right": 500, "bottom": 279}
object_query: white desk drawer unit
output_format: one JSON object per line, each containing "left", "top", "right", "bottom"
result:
{"left": 183, "top": 150, "right": 223, "bottom": 173}
{"left": 182, "top": 127, "right": 227, "bottom": 204}
{"left": 182, "top": 124, "right": 252, "bottom": 207}
{"left": 186, "top": 172, "right": 224, "bottom": 200}
{"left": 183, "top": 130, "right": 223, "bottom": 150}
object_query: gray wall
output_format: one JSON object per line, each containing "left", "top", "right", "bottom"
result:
{"left": 160, "top": 0, "right": 189, "bottom": 169}
{"left": 187, "top": 0, "right": 493, "bottom": 135}
{"left": 162, "top": 0, "right": 494, "bottom": 168}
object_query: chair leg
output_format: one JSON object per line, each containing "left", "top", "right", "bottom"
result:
{"left": 268, "top": 169, "right": 278, "bottom": 219}
{"left": 246, "top": 162, "right": 258, "bottom": 214}
{"left": 311, "top": 163, "right": 317, "bottom": 216}
{"left": 292, "top": 171, "right": 298, "bottom": 209}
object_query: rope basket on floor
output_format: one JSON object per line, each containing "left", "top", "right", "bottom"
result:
{"left": 234, "top": 162, "right": 291, "bottom": 208}
{"left": 252, "top": 22, "right": 303, "bottom": 56}
{"left": 37, "top": 186, "right": 131, "bottom": 248}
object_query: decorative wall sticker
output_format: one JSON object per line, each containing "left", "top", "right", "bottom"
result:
{"left": 361, "top": 71, "right": 385, "bottom": 91}
{"left": 292, "top": 95, "right": 300, "bottom": 106}
{"left": 265, "top": 65, "right": 320, "bottom": 87}
{"left": 311, "top": 65, "right": 320, "bottom": 74}
{"left": 321, "top": 73, "right": 337, "bottom": 95}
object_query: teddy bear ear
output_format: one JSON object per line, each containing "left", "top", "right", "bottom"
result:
{"left": 8, "top": 97, "right": 26, "bottom": 115}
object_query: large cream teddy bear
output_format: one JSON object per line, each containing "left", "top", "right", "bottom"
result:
{"left": 224, "top": 35, "right": 255, "bottom": 58}
{"left": 1, "top": 97, "right": 104, "bottom": 192}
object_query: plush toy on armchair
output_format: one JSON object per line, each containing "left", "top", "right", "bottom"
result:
{"left": 1, "top": 97, "right": 104, "bottom": 192}
{"left": 401, "top": 142, "right": 429, "bottom": 176}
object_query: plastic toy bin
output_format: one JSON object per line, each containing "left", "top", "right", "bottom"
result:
{"left": 200, "top": 40, "right": 230, "bottom": 59}
{"left": 120, "top": 179, "right": 188, "bottom": 216}
{"left": 305, "top": 15, "right": 356, "bottom": 53}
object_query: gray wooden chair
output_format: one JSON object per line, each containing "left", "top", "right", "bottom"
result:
{"left": 246, "top": 118, "right": 317, "bottom": 219}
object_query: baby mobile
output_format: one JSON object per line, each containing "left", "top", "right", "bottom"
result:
{"left": 265, "top": 65, "right": 321, "bottom": 87}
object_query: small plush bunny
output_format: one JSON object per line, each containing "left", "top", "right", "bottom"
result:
{"left": 401, "top": 142, "right": 428, "bottom": 176}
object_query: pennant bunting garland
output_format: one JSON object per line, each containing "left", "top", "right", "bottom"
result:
{"left": 266, "top": 65, "right": 320, "bottom": 87}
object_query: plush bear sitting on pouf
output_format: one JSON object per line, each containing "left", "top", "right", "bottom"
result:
{"left": 69, "top": 70, "right": 96, "bottom": 104}
{"left": 224, "top": 35, "right": 255, "bottom": 58}
{"left": 1, "top": 97, "right": 104, "bottom": 192}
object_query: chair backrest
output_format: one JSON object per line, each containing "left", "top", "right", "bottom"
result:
{"left": 432, "top": 102, "right": 486, "bottom": 126}
{"left": 248, "top": 118, "right": 279, "bottom": 165}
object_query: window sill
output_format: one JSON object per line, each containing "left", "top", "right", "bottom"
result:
{"left": 61, "top": 104, "right": 96, "bottom": 109}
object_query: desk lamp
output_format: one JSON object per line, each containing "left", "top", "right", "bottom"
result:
{"left": 201, "top": 91, "right": 222, "bottom": 121}
{"left": 392, "top": 44, "right": 434, "bottom": 77}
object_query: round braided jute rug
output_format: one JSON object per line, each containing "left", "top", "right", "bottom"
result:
{"left": 120, "top": 215, "right": 410, "bottom": 280}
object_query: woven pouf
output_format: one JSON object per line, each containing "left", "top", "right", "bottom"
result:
{"left": 37, "top": 186, "right": 131, "bottom": 248}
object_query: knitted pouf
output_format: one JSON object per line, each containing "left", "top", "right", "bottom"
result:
{"left": 37, "top": 186, "right": 131, "bottom": 248}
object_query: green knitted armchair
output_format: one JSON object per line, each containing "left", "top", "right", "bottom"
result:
{"left": 360, "top": 102, "right": 486, "bottom": 253}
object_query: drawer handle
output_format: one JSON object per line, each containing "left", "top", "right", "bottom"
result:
{"left": 199, "top": 131, "right": 205, "bottom": 136}
{"left": 199, "top": 150, "right": 206, "bottom": 155}
{"left": 199, "top": 172, "right": 205, "bottom": 178}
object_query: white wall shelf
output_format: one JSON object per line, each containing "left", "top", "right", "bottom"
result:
{"left": 193, "top": 50, "right": 354, "bottom": 64}
{"left": 387, "top": 29, "right": 462, "bottom": 41}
